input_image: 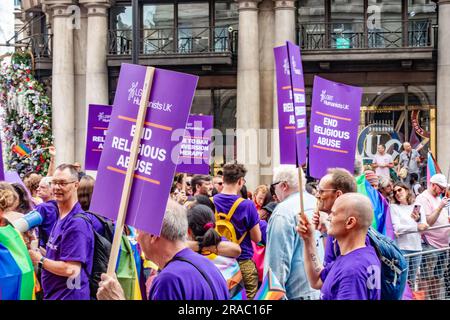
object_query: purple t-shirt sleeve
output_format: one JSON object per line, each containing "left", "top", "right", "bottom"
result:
{"left": 59, "top": 218, "right": 93, "bottom": 264}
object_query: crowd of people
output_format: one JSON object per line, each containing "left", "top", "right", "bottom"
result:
{"left": 1, "top": 141, "right": 450, "bottom": 300}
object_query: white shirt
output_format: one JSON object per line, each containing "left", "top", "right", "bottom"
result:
{"left": 390, "top": 203, "right": 426, "bottom": 251}
{"left": 373, "top": 153, "right": 393, "bottom": 180}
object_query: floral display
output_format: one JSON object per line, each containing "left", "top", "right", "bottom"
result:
{"left": 0, "top": 52, "right": 53, "bottom": 177}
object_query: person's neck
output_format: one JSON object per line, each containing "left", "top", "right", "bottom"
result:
{"left": 157, "top": 240, "right": 187, "bottom": 269}
{"left": 399, "top": 200, "right": 408, "bottom": 205}
{"left": 281, "top": 189, "right": 297, "bottom": 202}
{"left": 57, "top": 197, "right": 78, "bottom": 219}
{"left": 335, "top": 231, "right": 367, "bottom": 255}
{"left": 221, "top": 183, "right": 241, "bottom": 196}
{"left": 429, "top": 189, "right": 439, "bottom": 198}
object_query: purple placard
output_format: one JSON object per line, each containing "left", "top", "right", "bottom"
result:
{"left": 176, "top": 115, "right": 213, "bottom": 175}
{"left": 89, "top": 63, "right": 198, "bottom": 235}
{"left": 309, "top": 76, "right": 362, "bottom": 179}
{"left": 0, "top": 140, "right": 4, "bottom": 181}
{"left": 85, "top": 104, "right": 112, "bottom": 171}
{"left": 274, "top": 45, "right": 296, "bottom": 164}
{"left": 286, "top": 41, "right": 307, "bottom": 166}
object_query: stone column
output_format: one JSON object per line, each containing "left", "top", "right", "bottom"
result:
{"left": 437, "top": 0, "right": 450, "bottom": 174}
{"left": 236, "top": 0, "right": 261, "bottom": 191}
{"left": 272, "top": 0, "right": 297, "bottom": 171}
{"left": 50, "top": 4, "right": 75, "bottom": 165}
{"left": 74, "top": 5, "right": 87, "bottom": 167}
{"left": 79, "top": 1, "right": 110, "bottom": 168}
{"left": 259, "top": 0, "right": 274, "bottom": 185}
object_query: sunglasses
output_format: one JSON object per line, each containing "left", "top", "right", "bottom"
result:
{"left": 216, "top": 182, "right": 223, "bottom": 186}
{"left": 393, "top": 188, "right": 403, "bottom": 194}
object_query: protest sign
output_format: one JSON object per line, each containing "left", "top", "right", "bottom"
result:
{"left": 274, "top": 42, "right": 307, "bottom": 165}
{"left": 309, "top": 76, "right": 362, "bottom": 178}
{"left": 176, "top": 115, "right": 213, "bottom": 175}
{"left": 89, "top": 63, "right": 198, "bottom": 238}
{"left": 274, "top": 46, "right": 297, "bottom": 165}
{"left": 286, "top": 41, "right": 307, "bottom": 166}
{"left": 85, "top": 104, "right": 112, "bottom": 171}
{"left": 0, "top": 140, "right": 4, "bottom": 181}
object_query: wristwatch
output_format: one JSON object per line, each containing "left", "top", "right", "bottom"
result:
{"left": 38, "top": 256, "right": 46, "bottom": 268}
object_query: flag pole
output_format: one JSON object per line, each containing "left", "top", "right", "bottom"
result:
{"left": 107, "top": 66, "right": 155, "bottom": 276}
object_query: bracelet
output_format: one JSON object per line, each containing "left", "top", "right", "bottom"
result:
{"left": 38, "top": 256, "right": 46, "bottom": 268}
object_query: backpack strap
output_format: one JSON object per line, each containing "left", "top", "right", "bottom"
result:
{"left": 168, "top": 256, "right": 218, "bottom": 300}
{"left": 209, "top": 197, "right": 218, "bottom": 216}
{"left": 225, "top": 198, "right": 245, "bottom": 220}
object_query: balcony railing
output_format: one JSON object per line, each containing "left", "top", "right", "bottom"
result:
{"left": 298, "top": 19, "right": 434, "bottom": 51}
{"left": 108, "top": 26, "right": 238, "bottom": 56}
{"left": 15, "top": 33, "right": 52, "bottom": 59}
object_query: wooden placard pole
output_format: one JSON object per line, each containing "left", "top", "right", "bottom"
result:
{"left": 107, "top": 66, "right": 155, "bottom": 276}
{"left": 298, "top": 166, "right": 305, "bottom": 218}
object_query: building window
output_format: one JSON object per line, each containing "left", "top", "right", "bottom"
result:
{"left": 215, "top": 0, "right": 238, "bottom": 52}
{"left": 331, "top": 0, "right": 364, "bottom": 49}
{"left": 110, "top": 5, "right": 132, "bottom": 54}
{"left": 178, "top": 2, "right": 210, "bottom": 53}
{"left": 143, "top": 4, "right": 174, "bottom": 53}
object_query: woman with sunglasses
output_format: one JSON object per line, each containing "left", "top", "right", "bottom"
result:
{"left": 390, "top": 182, "right": 428, "bottom": 286}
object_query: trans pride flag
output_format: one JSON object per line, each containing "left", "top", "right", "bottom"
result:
{"left": 0, "top": 224, "right": 36, "bottom": 300}
{"left": 426, "top": 152, "right": 441, "bottom": 187}
{"left": 356, "top": 175, "right": 395, "bottom": 240}
{"left": 254, "top": 267, "right": 286, "bottom": 300}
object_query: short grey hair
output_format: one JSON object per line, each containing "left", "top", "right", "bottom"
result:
{"left": 354, "top": 154, "right": 363, "bottom": 177}
{"left": 273, "top": 165, "right": 300, "bottom": 190}
{"left": 379, "top": 176, "right": 392, "bottom": 189}
{"left": 40, "top": 176, "right": 52, "bottom": 187}
{"left": 160, "top": 199, "right": 188, "bottom": 241}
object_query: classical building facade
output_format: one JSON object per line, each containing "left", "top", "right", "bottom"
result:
{"left": 14, "top": 0, "right": 449, "bottom": 189}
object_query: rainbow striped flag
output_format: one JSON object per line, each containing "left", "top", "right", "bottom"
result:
{"left": 116, "top": 235, "right": 142, "bottom": 300}
{"left": 356, "top": 175, "right": 395, "bottom": 240}
{"left": 427, "top": 152, "right": 441, "bottom": 187}
{"left": 0, "top": 224, "right": 36, "bottom": 300}
{"left": 254, "top": 267, "right": 286, "bottom": 300}
{"left": 12, "top": 143, "right": 31, "bottom": 157}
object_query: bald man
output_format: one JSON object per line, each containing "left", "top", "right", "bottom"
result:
{"left": 298, "top": 193, "right": 381, "bottom": 300}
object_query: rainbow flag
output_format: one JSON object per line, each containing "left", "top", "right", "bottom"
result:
{"left": 206, "top": 253, "right": 246, "bottom": 300}
{"left": 0, "top": 224, "right": 36, "bottom": 300}
{"left": 356, "top": 175, "right": 395, "bottom": 240}
{"left": 254, "top": 267, "right": 286, "bottom": 300}
{"left": 427, "top": 152, "right": 441, "bottom": 187}
{"left": 116, "top": 235, "right": 142, "bottom": 300}
{"left": 12, "top": 143, "right": 31, "bottom": 157}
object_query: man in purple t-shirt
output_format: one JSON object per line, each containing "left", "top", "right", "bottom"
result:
{"left": 96, "top": 199, "right": 229, "bottom": 300}
{"left": 211, "top": 163, "right": 261, "bottom": 299}
{"left": 28, "top": 164, "right": 94, "bottom": 300}
{"left": 298, "top": 193, "right": 381, "bottom": 300}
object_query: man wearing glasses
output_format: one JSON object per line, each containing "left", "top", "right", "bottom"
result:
{"left": 28, "top": 164, "right": 94, "bottom": 300}
{"left": 415, "top": 173, "right": 450, "bottom": 298}
{"left": 213, "top": 175, "right": 224, "bottom": 194}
